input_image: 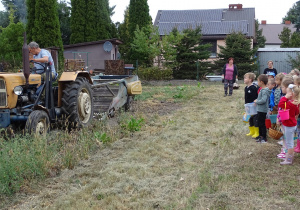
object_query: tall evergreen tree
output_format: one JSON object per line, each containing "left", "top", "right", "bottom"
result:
{"left": 282, "top": 2, "right": 298, "bottom": 23}
{"left": 282, "top": 1, "right": 300, "bottom": 30}
{"left": 128, "top": 0, "right": 151, "bottom": 41}
{"left": 26, "top": 0, "right": 36, "bottom": 41}
{"left": 173, "top": 27, "right": 211, "bottom": 79}
{"left": 97, "top": 0, "right": 112, "bottom": 40}
{"left": 118, "top": 7, "right": 130, "bottom": 61}
{"left": 214, "top": 32, "right": 257, "bottom": 77}
{"left": 70, "top": 0, "right": 113, "bottom": 44}
{"left": 85, "top": 0, "right": 99, "bottom": 42}
{"left": 26, "top": 0, "right": 64, "bottom": 73}
{"left": 32, "top": 0, "right": 63, "bottom": 49}
{"left": 70, "top": 0, "right": 86, "bottom": 44}
{"left": 254, "top": 20, "right": 266, "bottom": 48}
{"left": 57, "top": 0, "right": 71, "bottom": 45}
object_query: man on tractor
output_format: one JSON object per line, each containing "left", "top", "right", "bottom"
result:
{"left": 28, "top": 41, "right": 58, "bottom": 80}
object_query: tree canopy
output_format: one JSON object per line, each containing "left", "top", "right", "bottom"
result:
{"left": 214, "top": 32, "right": 258, "bottom": 77}
{"left": 57, "top": 0, "right": 71, "bottom": 45}
{"left": 130, "top": 25, "right": 160, "bottom": 67}
{"left": 1, "top": 0, "right": 27, "bottom": 24}
{"left": 278, "top": 27, "right": 300, "bottom": 47}
{"left": 173, "top": 27, "right": 211, "bottom": 79}
{"left": 0, "top": 9, "right": 24, "bottom": 68}
{"left": 128, "top": 0, "right": 152, "bottom": 42}
{"left": 70, "top": 0, "right": 114, "bottom": 44}
{"left": 254, "top": 20, "right": 266, "bottom": 48}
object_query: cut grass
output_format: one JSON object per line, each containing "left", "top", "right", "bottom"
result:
{"left": 2, "top": 81, "right": 300, "bottom": 209}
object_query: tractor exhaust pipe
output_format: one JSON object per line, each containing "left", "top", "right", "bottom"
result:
{"left": 22, "top": 32, "right": 30, "bottom": 85}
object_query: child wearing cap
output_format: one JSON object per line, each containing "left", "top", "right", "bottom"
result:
{"left": 267, "top": 72, "right": 276, "bottom": 79}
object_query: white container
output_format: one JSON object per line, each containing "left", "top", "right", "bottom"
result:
{"left": 206, "top": 75, "right": 223, "bottom": 81}
{"left": 244, "top": 103, "right": 257, "bottom": 115}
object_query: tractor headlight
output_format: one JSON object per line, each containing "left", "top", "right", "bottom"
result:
{"left": 14, "top": 86, "right": 23, "bottom": 95}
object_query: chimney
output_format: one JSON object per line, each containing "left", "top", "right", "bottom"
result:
{"left": 229, "top": 4, "right": 243, "bottom": 10}
{"left": 285, "top": 20, "right": 291, "bottom": 25}
{"left": 261, "top": 20, "right": 267, "bottom": 25}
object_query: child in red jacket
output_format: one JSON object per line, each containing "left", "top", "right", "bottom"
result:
{"left": 277, "top": 79, "right": 300, "bottom": 165}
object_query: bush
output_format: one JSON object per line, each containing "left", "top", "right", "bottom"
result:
{"left": 137, "top": 66, "right": 173, "bottom": 80}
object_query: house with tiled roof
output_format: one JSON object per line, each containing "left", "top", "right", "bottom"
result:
{"left": 259, "top": 20, "right": 296, "bottom": 48}
{"left": 154, "top": 4, "right": 255, "bottom": 58}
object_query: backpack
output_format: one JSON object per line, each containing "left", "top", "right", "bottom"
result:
{"left": 269, "top": 89, "right": 275, "bottom": 110}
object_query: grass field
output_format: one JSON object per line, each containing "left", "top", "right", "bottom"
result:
{"left": 2, "top": 81, "right": 300, "bottom": 209}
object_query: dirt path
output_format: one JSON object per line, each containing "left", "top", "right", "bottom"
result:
{"left": 4, "top": 82, "right": 300, "bottom": 209}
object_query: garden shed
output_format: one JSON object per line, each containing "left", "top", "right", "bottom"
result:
{"left": 63, "top": 39, "right": 122, "bottom": 71}
{"left": 257, "top": 48, "right": 300, "bottom": 74}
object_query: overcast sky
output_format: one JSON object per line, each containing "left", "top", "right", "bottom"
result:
{"left": 0, "top": 0, "right": 297, "bottom": 24}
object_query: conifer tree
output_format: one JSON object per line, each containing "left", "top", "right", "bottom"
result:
{"left": 57, "top": 0, "right": 71, "bottom": 45}
{"left": 279, "top": 27, "right": 300, "bottom": 47}
{"left": 118, "top": 7, "right": 130, "bottom": 61}
{"left": 255, "top": 20, "right": 266, "bottom": 48}
{"left": 70, "top": 0, "right": 86, "bottom": 44}
{"left": 26, "top": 0, "right": 35, "bottom": 41}
{"left": 27, "top": 0, "right": 63, "bottom": 74}
{"left": 85, "top": 0, "right": 99, "bottom": 42}
{"left": 97, "top": 0, "right": 112, "bottom": 40}
{"left": 173, "top": 27, "right": 211, "bottom": 79}
{"left": 70, "top": 0, "right": 113, "bottom": 44}
{"left": 279, "top": 27, "right": 292, "bottom": 47}
{"left": 214, "top": 32, "right": 257, "bottom": 77}
{"left": 161, "top": 28, "right": 183, "bottom": 69}
{"left": 32, "top": 0, "right": 63, "bottom": 49}
{"left": 128, "top": 0, "right": 151, "bottom": 41}
{"left": 130, "top": 25, "right": 160, "bottom": 67}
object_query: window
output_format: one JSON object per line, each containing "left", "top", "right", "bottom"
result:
{"left": 202, "top": 40, "right": 217, "bottom": 57}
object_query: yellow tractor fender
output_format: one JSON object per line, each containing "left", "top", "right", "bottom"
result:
{"left": 57, "top": 71, "right": 93, "bottom": 107}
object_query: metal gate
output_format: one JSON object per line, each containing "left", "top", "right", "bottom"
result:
{"left": 257, "top": 48, "right": 300, "bottom": 74}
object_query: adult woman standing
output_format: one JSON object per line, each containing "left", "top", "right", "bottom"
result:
{"left": 222, "top": 57, "right": 238, "bottom": 96}
{"left": 263, "top": 60, "right": 277, "bottom": 76}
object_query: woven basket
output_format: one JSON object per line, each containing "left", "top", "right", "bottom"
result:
{"left": 268, "top": 125, "right": 283, "bottom": 140}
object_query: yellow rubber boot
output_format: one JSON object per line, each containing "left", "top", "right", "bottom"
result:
{"left": 246, "top": 126, "right": 255, "bottom": 136}
{"left": 252, "top": 127, "right": 259, "bottom": 138}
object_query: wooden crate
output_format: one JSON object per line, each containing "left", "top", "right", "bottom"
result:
{"left": 105, "top": 60, "right": 124, "bottom": 75}
{"left": 64, "top": 59, "right": 85, "bottom": 71}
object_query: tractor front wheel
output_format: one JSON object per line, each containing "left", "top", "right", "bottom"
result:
{"left": 25, "top": 110, "right": 50, "bottom": 136}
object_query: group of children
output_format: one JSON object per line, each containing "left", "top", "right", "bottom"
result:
{"left": 244, "top": 69, "right": 300, "bottom": 165}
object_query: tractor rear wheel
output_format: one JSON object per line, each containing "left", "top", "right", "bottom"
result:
{"left": 61, "top": 77, "right": 94, "bottom": 128}
{"left": 25, "top": 110, "right": 50, "bottom": 136}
